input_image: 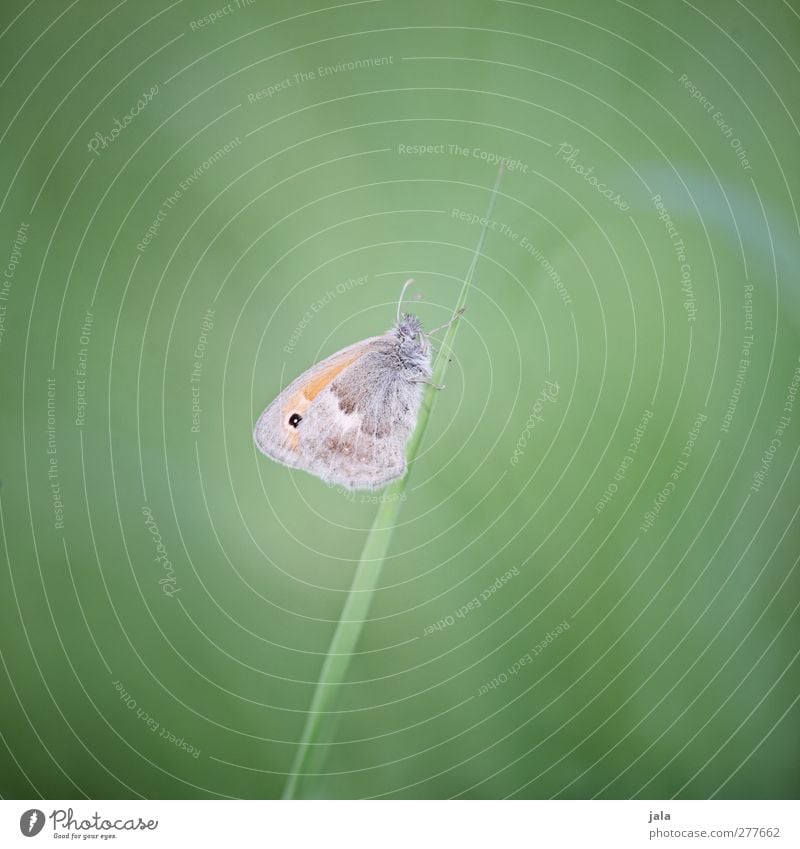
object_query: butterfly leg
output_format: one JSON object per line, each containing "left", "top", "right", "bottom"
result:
{"left": 414, "top": 378, "right": 445, "bottom": 390}
{"left": 426, "top": 307, "right": 466, "bottom": 336}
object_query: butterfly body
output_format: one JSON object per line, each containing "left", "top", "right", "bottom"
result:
{"left": 254, "top": 312, "right": 432, "bottom": 490}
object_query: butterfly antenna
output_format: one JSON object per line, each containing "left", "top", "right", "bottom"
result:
{"left": 397, "top": 278, "right": 414, "bottom": 322}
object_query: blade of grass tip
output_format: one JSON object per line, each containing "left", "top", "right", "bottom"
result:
{"left": 282, "top": 165, "right": 504, "bottom": 800}
{"left": 409, "top": 163, "right": 504, "bottom": 459}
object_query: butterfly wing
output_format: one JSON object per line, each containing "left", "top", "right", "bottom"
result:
{"left": 254, "top": 334, "right": 416, "bottom": 489}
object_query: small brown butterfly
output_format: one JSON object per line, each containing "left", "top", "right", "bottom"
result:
{"left": 254, "top": 280, "right": 461, "bottom": 490}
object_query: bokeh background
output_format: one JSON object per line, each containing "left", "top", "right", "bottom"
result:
{"left": 1, "top": 0, "right": 798, "bottom": 800}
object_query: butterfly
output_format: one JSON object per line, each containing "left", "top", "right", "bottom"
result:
{"left": 253, "top": 280, "right": 461, "bottom": 490}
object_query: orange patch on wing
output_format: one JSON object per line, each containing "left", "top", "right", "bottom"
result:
{"left": 302, "top": 352, "right": 361, "bottom": 400}
{"left": 280, "top": 351, "right": 363, "bottom": 452}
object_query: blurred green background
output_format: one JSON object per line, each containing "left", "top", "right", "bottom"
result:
{"left": 0, "top": 0, "right": 798, "bottom": 799}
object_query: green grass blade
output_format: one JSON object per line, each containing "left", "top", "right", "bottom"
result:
{"left": 282, "top": 167, "right": 504, "bottom": 800}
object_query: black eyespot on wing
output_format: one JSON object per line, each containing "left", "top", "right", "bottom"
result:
{"left": 288, "top": 413, "right": 302, "bottom": 427}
